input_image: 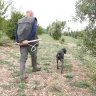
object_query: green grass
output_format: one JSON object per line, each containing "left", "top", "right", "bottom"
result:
{"left": 19, "top": 83, "right": 27, "bottom": 89}
{"left": 0, "top": 60, "right": 14, "bottom": 67}
{"left": 90, "top": 87, "right": 96, "bottom": 94}
{"left": 13, "top": 70, "right": 20, "bottom": 76}
{"left": 43, "top": 67, "right": 53, "bottom": 73}
{"left": 64, "top": 74, "right": 74, "bottom": 79}
{"left": 63, "top": 36, "right": 79, "bottom": 44}
{"left": 64, "top": 64, "right": 73, "bottom": 72}
{"left": 70, "top": 81, "right": 90, "bottom": 88}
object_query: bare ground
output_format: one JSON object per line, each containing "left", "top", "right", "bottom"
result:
{"left": 0, "top": 40, "right": 95, "bottom": 96}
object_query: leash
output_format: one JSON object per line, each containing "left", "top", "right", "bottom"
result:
{"left": 27, "top": 42, "right": 39, "bottom": 52}
{"left": 15, "top": 39, "right": 41, "bottom": 52}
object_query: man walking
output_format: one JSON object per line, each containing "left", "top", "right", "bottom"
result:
{"left": 15, "top": 10, "right": 41, "bottom": 81}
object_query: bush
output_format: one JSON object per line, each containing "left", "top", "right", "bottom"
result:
{"left": 59, "top": 37, "right": 65, "bottom": 44}
{"left": 52, "top": 23, "right": 61, "bottom": 40}
{"left": 4, "top": 10, "right": 24, "bottom": 39}
{"left": 37, "top": 25, "right": 44, "bottom": 35}
{"left": 83, "top": 28, "right": 96, "bottom": 56}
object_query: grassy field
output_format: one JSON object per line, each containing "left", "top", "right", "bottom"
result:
{"left": 0, "top": 34, "right": 96, "bottom": 96}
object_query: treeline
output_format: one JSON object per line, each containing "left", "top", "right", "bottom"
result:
{"left": 63, "top": 26, "right": 96, "bottom": 56}
{"left": 63, "top": 0, "right": 96, "bottom": 56}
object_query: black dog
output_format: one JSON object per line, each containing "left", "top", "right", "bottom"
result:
{"left": 56, "top": 48, "right": 67, "bottom": 74}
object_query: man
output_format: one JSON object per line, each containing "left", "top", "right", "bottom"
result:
{"left": 15, "top": 10, "right": 41, "bottom": 81}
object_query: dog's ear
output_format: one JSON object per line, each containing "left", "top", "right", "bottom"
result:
{"left": 63, "top": 48, "right": 67, "bottom": 54}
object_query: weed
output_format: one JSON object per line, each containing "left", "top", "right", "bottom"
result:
{"left": 19, "top": 83, "right": 27, "bottom": 89}
{"left": 70, "top": 81, "right": 90, "bottom": 88}
{"left": 64, "top": 74, "right": 74, "bottom": 79}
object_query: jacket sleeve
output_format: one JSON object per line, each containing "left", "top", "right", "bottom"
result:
{"left": 27, "top": 18, "right": 38, "bottom": 40}
{"left": 15, "top": 24, "right": 19, "bottom": 43}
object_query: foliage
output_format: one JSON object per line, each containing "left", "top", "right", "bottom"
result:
{"left": 52, "top": 21, "right": 61, "bottom": 40}
{"left": 4, "top": 10, "right": 24, "bottom": 39}
{"left": 47, "top": 20, "right": 66, "bottom": 40}
{"left": 37, "top": 25, "right": 44, "bottom": 35}
{"left": 0, "top": 0, "right": 12, "bottom": 18}
{"left": 64, "top": 30, "right": 85, "bottom": 39}
{"left": 66, "top": 0, "right": 96, "bottom": 56}
{"left": 65, "top": 74, "right": 74, "bottom": 79}
{"left": 59, "top": 37, "right": 65, "bottom": 44}
{"left": 83, "top": 27, "right": 96, "bottom": 56}
{"left": 75, "top": 0, "right": 96, "bottom": 23}
{"left": 0, "top": 0, "right": 12, "bottom": 34}
{"left": 70, "top": 81, "right": 90, "bottom": 88}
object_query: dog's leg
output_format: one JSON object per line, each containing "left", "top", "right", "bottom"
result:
{"left": 57, "top": 59, "right": 59, "bottom": 69}
{"left": 61, "top": 59, "right": 64, "bottom": 74}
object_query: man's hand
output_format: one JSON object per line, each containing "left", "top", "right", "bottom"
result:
{"left": 18, "top": 40, "right": 28, "bottom": 46}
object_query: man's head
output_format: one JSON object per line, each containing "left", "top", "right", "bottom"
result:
{"left": 26, "top": 10, "right": 34, "bottom": 17}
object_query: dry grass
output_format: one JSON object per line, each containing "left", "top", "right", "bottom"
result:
{"left": 0, "top": 34, "right": 96, "bottom": 96}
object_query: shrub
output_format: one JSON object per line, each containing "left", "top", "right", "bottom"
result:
{"left": 59, "top": 37, "right": 65, "bottom": 44}
{"left": 4, "top": 10, "right": 24, "bottom": 39}
{"left": 37, "top": 25, "right": 44, "bottom": 35}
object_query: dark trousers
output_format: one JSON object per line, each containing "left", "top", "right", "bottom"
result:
{"left": 20, "top": 44, "right": 37, "bottom": 79}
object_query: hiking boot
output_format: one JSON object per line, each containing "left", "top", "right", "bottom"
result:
{"left": 32, "top": 66, "right": 41, "bottom": 72}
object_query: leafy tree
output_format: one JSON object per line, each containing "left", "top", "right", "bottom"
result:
{"left": 75, "top": 0, "right": 96, "bottom": 56}
{"left": 4, "top": 10, "right": 24, "bottom": 39}
{"left": 75, "top": 0, "right": 96, "bottom": 23}
{"left": 47, "top": 20, "right": 66, "bottom": 40}
{"left": 37, "top": 25, "right": 44, "bottom": 35}
{"left": 0, "top": 0, "right": 12, "bottom": 30}
{"left": 52, "top": 21, "right": 61, "bottom": 40}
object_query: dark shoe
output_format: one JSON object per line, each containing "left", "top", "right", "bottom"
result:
{"left": 32, "top": 66, "right": 41, "bottom": 72}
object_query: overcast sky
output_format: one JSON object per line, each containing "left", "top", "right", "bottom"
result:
{"left": 8, "top": 0, "right": 87, "bottom": 31}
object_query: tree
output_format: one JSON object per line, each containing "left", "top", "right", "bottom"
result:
{"left": 75, "top": 0, "right": 96, "bottom": 56}
{"left": 0, "top": 0, "right": 12, "bottom": 30}
{"left": 47, "top": 20, "right": 66, "bottom": 40}
{"left": 4, "top": 10, "right": 24, "bottom": 39}
{"left": 52, "top": 21, "right": 61, "bottom": 40}
{"left": 37, "top": 25, "right": 44, "bottom": 35}
{"left": 75, "top": 0, "right": 96, "bottom": 23}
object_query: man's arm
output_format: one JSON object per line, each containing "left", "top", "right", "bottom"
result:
{"left": 27, "top": 18, "right": 38, "bottom": 40}
{"left": 15, "top": 24, "right": 19, "bottom": 43}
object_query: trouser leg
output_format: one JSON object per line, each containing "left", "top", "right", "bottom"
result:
{"left": 27, "top": 45, "right": 41, "bottom": 72}
{"left": 31, "top": 47, "right": 37, "bottom": 68}
{"left": 20, "top": 46, "right": 28, "bottom": 79}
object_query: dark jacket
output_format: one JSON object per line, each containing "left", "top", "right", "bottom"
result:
{"left": 15, "top": 17, "right": 38, "bottom": 43}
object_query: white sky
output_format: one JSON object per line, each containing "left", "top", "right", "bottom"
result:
{"left": 7, "top": 0, "right": 87, "bottom": 31}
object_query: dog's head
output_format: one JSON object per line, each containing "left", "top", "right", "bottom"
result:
{"left": 62, "top": 48, "right": 67, "bottom": 54}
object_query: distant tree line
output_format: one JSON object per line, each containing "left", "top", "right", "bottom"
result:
{"left": 63, "top": 0, "right": 96, "bottom": 56}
